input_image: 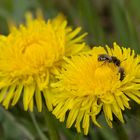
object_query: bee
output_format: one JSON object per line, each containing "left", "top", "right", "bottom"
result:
{"left": 98, "top": 54, "right": 125, "bottom": 81}
{"left": 98, "top": 54, "right": 120, "bottom": 66}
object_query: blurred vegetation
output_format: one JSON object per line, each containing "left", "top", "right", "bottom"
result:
{"left": 0, "top": 0, "right": 140, "bottom": 140}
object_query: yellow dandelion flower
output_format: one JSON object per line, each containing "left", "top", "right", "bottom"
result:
{"left": 51, "top": 42, "right": 140, "bottom": 135}
{"left": 0, "top": 12, "right": 88, "bottom": 112}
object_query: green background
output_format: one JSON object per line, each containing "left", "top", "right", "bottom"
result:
{"left": 0, "top": 0, "right": 140, "bottom": 140}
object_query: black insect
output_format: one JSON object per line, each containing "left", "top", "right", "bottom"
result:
{"left": 98, "top": 54, "right": 112, "bottom": 62}
{"left": 98, "top": 54, "right": 120, "bottom": 66}
{"left": 111, "top": 56, "right": 120, "bottom": 67}
{"left": 98, "top": 54, "right": 125, "bottom": 81}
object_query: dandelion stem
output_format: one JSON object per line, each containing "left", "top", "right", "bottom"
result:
{"left": 29, "top": 112, "right": 49, "bottom": 140}
{"left": 89, "top": 126, "right": 98, "bottom": 140}
{"left": 44, "top": 108, "right": 60, "bottom": 140}
{"left": 74, "top": 133, "right": 84, "bottom": 140}
{"left": 114, "top": 122, "right": 129, "bottom": 140}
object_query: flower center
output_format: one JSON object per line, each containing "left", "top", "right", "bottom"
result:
{"left": 63, "top": 60, "right": 120, "bottom": 97}
{"left": 94, "top": 63, "right": 118, "bottom": 83}
{"left": 23, "top": 40, "right": 48, "bottom": 66}
{"left": 92, "top": 63, "right": 119, "bottom": 95}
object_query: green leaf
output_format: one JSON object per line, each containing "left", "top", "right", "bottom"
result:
{"left": 0, "top": 107, "right": 34, "bottom": 140}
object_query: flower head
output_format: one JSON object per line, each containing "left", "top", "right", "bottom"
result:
{"left": 0, "top": 12, "right": 88, "bottom": 112}
{"left": 51, "top": 43, "right": 140, "bottom": 135}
